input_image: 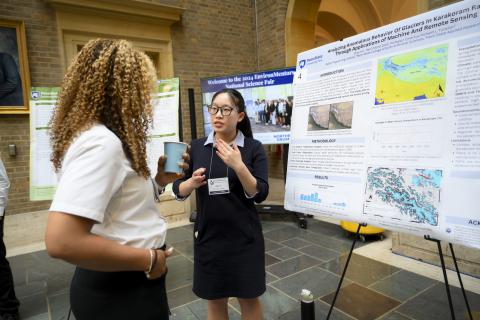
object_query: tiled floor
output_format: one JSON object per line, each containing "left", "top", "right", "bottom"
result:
{"left": 8, "top": 216, "right": 480, "bottom": 320}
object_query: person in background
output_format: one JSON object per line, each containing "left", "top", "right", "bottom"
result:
{"left": 259, "top": 99, "right": 266, "bottom": 125}
{"left": 267, "top": 100, "right": 276, "bottom": 125}
{"left": 285, "top": 96, "right": 293, "bottom": 128}
{"left": 278, "top": 99, "right": 286, "bottom": 128}
{"left": 45, "top": 39, "right": 188, "bottom": 320}
{"left": 253, "top": 100, "right": 260, "bottom": 124}
{"left": 264, "top": 99, "right": 270, "bottom": 125}
{"left": 270, "top": 100, "right": 277, "bottom": 126}
{"left": 173, "top": 88, "right": 269, "bottom": 320}
{"left": 0, "top": 158, "right": 20, "bottom": 320}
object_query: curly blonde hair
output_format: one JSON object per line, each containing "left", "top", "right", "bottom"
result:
{"left": 50, "top": 39, "right": 157, "bottom": 178}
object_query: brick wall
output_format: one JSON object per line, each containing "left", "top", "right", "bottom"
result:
{"left": 0, "top": 0, "right": 63, "bottom": 214}
{"left": 169, "top": 0, "right": 257, "bottom": 142}
{"left": 0, "top": 0, "right": 292, "bottom": 214}
{"left": 256, "top": 0, "right": 289, "bottom": 179}
{"left": 256, "top": 0, "right": 289, "bottom": 70}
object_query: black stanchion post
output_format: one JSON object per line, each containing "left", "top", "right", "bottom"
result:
{"left": 300, "top": 289, "right": 315, "bottom": 320}
{"left": 188, "top": 88, "right": 197, "bottom": 140}
{"left": 449, "top": 243, "right": 473, "bottom": 320}
{"left": 326, "top": 222, "right": 365, "bottom": 320}
{"left": 424, "top": 235, "right": 455, "bottom": 320}
{"left": 187, "top": 88, "right": 198, "bottom": 222}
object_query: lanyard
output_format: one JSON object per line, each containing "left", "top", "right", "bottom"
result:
{"left": 208, "top": 144, "right": 229, "bottom": 180}
{"left": 207, "top": 144, "right": 231, "bottom": 195}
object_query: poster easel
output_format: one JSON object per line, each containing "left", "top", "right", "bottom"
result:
{"left": 284, "top": 3, "right": 480, "bottom": 317}
{"left": 323, "top": 226, "right": 473, "bottom": 320}
{"left": 423, "top": 235, "right": 473, "bottom": 320}
{"left": 325, "top": 223, "right": 364, "bottom": 320}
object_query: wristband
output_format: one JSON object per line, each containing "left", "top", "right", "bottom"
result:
{"left": 145, "top": 249, "right": 157, "bottom": 279}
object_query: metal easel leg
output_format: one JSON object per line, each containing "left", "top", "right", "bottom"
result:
{"left": 424, "top": 235, "right": 455, "bottom": 320}
{"left": 449, "top": 243, "right": 473, "bottom": 320}
{"left": 326, "top": 223, "right": 364, "bottom": 320}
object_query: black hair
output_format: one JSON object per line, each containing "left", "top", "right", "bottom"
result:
{"left": 211, "top": 88, "right": 253, "bottom": 138}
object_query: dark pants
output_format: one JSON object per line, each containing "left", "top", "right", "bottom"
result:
{"left": 71, "top": 266, "right": 170, "bottom": 320}
{"left": 0, "top": 215, "right": 19, "bottom": 315}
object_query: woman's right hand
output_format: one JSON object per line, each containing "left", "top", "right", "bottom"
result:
{"left": 178, "top": 168, "right": 206, "bottom": 198}
{"left": 189, "top": 168, "right": 207, "bottom": 189}
{"left": 147, "top": 247, "right": 174, "bottom": 280}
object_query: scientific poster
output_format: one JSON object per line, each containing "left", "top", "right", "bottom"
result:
{"left": 29, "top": 79, "right": 181, "bottom": 200}
{"left": 146, "top": 78, "right": 181, "bottom": 176}
{"left": 29, "top": 87, "right": 58, "bottom": 200}
{"left": 285, "top": 1, "right": 480, "bottom": 248}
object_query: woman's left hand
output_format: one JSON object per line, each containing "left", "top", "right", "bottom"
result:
{"left": 216, "top": 139, "right": 244, "bottom": 172}
{"left": 155, "top": 146, "right": 190, "bottom": 186}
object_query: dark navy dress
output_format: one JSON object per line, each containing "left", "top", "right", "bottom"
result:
{"left": 173, "top": 134, "right": 269, "bottom": 299}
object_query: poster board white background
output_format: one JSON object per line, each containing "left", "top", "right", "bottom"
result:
{"left": 285, "top": 1, "right": 480, "bottom": 249}
{"left": 29, "top": 79, "right": 181, "bottom": 200}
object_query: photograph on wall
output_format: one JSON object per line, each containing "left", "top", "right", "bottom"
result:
{"left": 0, "top": 19, "right": 30, "bottom": 113}
{"left": 201, "top": 67, "right": 295, "bottom": 144}
{"left": 375, "top": 44, "right": 448, "bottom": 105}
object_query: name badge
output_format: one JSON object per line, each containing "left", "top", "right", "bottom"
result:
{"left": 208, "top": 177, "right": 230, "bottom": 195}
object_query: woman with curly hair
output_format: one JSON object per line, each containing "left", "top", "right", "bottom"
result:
{"left": 45, "top": 39, "right": 187, "bottom": 320}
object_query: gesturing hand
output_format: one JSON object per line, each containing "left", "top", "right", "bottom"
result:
{"left": 189, "top": 168, "right": 207, "bottom": 189}
{"left": 215, "top": 139, "right": 244, "bottom": 172}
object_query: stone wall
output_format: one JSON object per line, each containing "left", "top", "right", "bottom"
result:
{"left": 392, "top": 233, "right": 480, "bottom": 278}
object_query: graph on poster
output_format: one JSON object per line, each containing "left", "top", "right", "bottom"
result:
{"left": 294, "top": 187, "right": 350, "bottom": 214}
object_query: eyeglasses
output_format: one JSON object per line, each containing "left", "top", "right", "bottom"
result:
{"left": 208, "top": 104, "right": 237, "bottom": 116}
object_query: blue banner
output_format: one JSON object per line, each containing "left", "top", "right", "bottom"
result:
{"left": 201, "top": 67, "right": 296, "bottom": 93}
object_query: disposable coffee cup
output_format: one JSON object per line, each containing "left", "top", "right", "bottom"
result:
{"left": 164, "top": 141, "right": 188, "bottom": 173}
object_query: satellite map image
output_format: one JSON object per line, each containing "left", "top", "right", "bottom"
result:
{"left": 375, "top": 44, "right": 448, "bottom": 105}
{"left": 364, "top": 167, "right": 442, "bottom": 226}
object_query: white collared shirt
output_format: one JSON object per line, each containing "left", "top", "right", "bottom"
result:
{"left": 50, "top": 124, "right": 167, "bottom": 249}
{"left": 203, "top": 130, "right": 245, "bottom": 147}
{"left": 0, "top": 159, "right": 10, "bottom": 216}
